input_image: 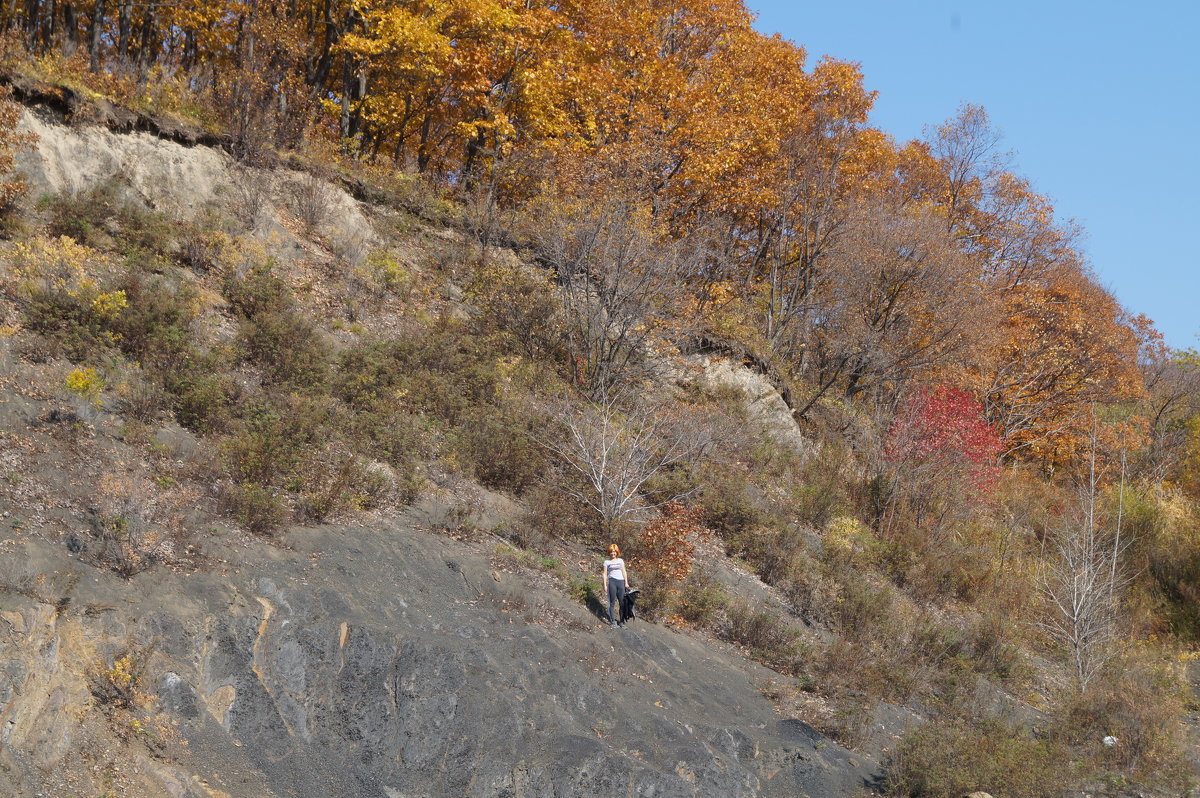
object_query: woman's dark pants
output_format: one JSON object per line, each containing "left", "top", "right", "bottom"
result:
{"left": 607, "top": 577, "right": 626, "bottom": 624}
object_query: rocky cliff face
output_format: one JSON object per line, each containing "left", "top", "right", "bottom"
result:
{"left": 0, "top": 516, "right": 878, "bottom": 798}
{"left": 13, "top": 105, "right": 378, "bottom": 258}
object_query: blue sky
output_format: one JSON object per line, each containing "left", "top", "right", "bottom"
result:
{"left": 748, "top": 0, "right": 1200, "bottom": 350}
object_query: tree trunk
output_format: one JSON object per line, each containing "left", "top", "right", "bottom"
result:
{"left": 135, "top": 1, "right": 155, "bottom": 67}
{"left": 336, "top": 6, "right": 362, "bottom": 145}
{"left": 24, "top": 0, "right": 39, "bottom": 51}
{"left": 41, "top": 0, "right": 55, "bottom": 53}
{"left": 416, "top": 110, "right": 433, "bottom": 173}
{"left": 308, "top": 0, "right": 336, "bottom": 89}
{"left": 62, "top": 2, "right": 76, "bottom": 52}
{"left": 181, "top": 28, "right": 195, "bottom": 72}
{"left": 338, "top": 53, "right": 352, "bottom": 142}
{"left": 116, "top": 0, "right": 130, "bottom": 62}
{"left": 87, "top": 0, "right": 103, "bottom": 71}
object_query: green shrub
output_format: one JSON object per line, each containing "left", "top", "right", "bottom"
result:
{"left": 699, "top": 472, "right": 766, "bottom": 549}
{"left": 224, "top": 482, "right": 286, "bottom": 535}
{"left": 361, "top": 248, "right": 413, "bottom": 296}
{"left": 1137, "top": 490, "right": 1200, "bottom": 640}
{"left": 675, "top": 569, "right": 730, "bottom": 628}
{"left": 179, "top": 209, "right": 235, "bottom": 272}
{"left": 45, "top": 182, "right": 121, "bottom": 246}
{"left": 569, "top": 575, "right": 602, "bottom": 606}
{"left": 452, "top": 404, "right": 546, "bottom": 494}
{"left": 111, "top": 274, "right": 199, "bottom": 369}
{"left": 334, "top": 338, "right": 402, "bottom": 410}
{"left": 237, "top": 305, "right": 330, "bottom": 387}
{"left": 721, "top": 600, "right": 805, "bottom": 675}
{"left": 223, "top": 393, "right": 338, "bottom": 487}
{"left": 22, "top": 288, "right": 116, "bottom": 361}
{"left": 525, "top": 474, "right": 596, "bottom": 541}
{"left": 330, "top": 320, "right": 528, "bottom": 505}
{"left": 1050, "top": 657, "right": 1190, "bottom": 786}
{"left": 494, "top": 543, "right": 566, "bottom": 575}
{"left": 787, "top": 447, "right": 852, "bottom": 529}
{"left": 223, "top": 261, "right": 292, "bottom": 317}
{"left": 168, "top": 366, "right": 234, "bottom": 433}
{"left": 830, "top": 571, "right": 896, "bottom": 639}
{"left": 964, "top": 612, "right": 1024, "bottom": 683}
{"left": 335, "top": 322, "right": 502, "bottom": 424}
{"left": 294, "top": 447, "right": 392, "bottom": 521}
{"left": 224, "top": 262, "right": 330, "bottom": 388}
{"left": 115, "top": 206, "right": 176, "bottom": 264}
{"left": 887, "top": 716, "right": 1067, "bottom": 798}
{"left": 737, "top": 523, "right": 808, "bottom": 586}
{"left": 464, "top": 257, "right": 562, "bottom": 361}
{"left": 347, "top": 406, "right": 426, "bottom": 469}
{"left": 46, "top": 182, "right": 175, "bottom": 260}
{"left": 96, "top": 272, "right": 235, "bottom": 431}
{"left": 404, "top": 355, "right": 501, "bottom": 426}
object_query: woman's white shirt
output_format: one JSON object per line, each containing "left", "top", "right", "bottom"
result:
{"left": 603, "top": 558, "right": 625, "bottom": 580}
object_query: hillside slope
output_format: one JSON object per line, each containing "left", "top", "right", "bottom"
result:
{"left": 0, "top": 103, "right": 881, "bottom": 797}
{"left": 4, "top": 78, "right": 1198, "bottom": 797}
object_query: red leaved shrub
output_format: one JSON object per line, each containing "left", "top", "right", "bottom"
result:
{"left": 881, "top": 384, "right": 1003, "bottom": 538}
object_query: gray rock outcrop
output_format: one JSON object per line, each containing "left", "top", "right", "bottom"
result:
{"left": 0, "top": 518, "right": 878, "bottom": 797}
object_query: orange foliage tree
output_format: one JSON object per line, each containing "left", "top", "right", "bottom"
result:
{"left": 631, "top": 501, "right": 709, "bottom": 609}
{"left": 0, "top": 0, "right": 1158, "bottom": 478}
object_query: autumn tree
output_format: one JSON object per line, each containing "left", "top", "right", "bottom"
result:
{"left": 722, "top": 57, "right": 884, "bottom": 365}
{"left": 911, "top": 106, "right": 1147, "bottom": 468}
{"left": 337, "top": 0, "right": 574, "bottom": 172}
{"left": 982, "top": 269, "right": 1144, "bottom": 465}
{"left": 790, "top": 194, "right": 993, "bottom": 415}
{"left": 880, "top": 383, "right": 1003, "bottom": 540}
{"left": 0, "top": 0, "right": 1161, "bottom": 486}
{"left": 1136, "top": 343, "right": 1200, "bottom": 484}
{"left": 917, "top": 103, "right": 1010, "bottom": 240}
{"left": 629, "top": 501, "right": 709, "bottom": 612}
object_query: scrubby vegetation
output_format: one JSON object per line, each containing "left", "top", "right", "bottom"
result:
{"left": 0, "top": 3, "right": 1198, "bottom": 795}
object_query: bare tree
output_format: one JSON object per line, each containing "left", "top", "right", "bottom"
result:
{"left": 287, "top": 172, "right": 335, "bottom": 236}
{"left": 230, "top": 165, "right": 274, "bottom": 230}
{"left": 794, "top": 196, "right": 995, "bottom": 416}
{"left": 1037, "top": 422, "right": 1131, "bottom": 692}
{"left": 532, "top": 192, "right": 704, "bottom": 400}
{"left": 538, "top": 393, "right": 708, "bottom": 535}
{"left": 1137, "top": 345, "right": 1200, "bottom": 484}
{"left": 923, "top": 103, "right": 1011, "bottom": 243}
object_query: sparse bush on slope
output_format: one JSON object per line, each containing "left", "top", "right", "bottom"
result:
{"left": 888, "top": 716, "right": 1068, "bottom": 798}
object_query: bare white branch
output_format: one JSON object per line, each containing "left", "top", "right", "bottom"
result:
{"left": 537, "top": 392, "right": 709, "bottom": 533}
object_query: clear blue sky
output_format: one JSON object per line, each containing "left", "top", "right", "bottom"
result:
{"left": 748, "top": 0, "right": 1200, "bottom": 350}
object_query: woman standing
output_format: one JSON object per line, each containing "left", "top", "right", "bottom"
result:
{"left": 602, "top": 544, "right": 630, "bottom": 628}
